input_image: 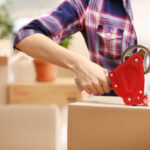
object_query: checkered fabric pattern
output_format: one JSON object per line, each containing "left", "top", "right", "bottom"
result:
{"left": 14, "top": 0, "right": 137, "bottom": 71}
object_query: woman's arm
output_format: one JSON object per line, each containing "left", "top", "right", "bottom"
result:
{"left": 16, "top": 33, "right": 111, "bottom": 95}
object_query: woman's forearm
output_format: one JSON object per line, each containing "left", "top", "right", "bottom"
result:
{"left": 16, "top": 33, "right": 83, "bottom": 73}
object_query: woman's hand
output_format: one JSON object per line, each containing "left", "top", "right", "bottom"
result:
{"left": 75, "top": 59, "right": 111, "bottom": 95}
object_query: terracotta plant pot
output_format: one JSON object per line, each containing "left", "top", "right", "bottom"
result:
{"left": 33, "top": 59, "right": 55, "bottom": 82}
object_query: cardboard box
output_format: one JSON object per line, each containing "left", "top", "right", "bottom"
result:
{"left": 0, "top": 105, "right": 60, "bottom": 150}
{"left": 0, "top": 56, "right": 8, "bottom": 65}
{"left": 0, "top": 53, "right": 26, "bottom": 104}
{"left": 9, "top": 78, "right": 88, "bottom": 106}
{"left": 0, "top": 56, "right": 9, "bottom": 104}
{"left": 68, "top": 96, "right": 150, "bottom": 150}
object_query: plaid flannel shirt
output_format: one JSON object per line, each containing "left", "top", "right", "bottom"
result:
{"left": 14, "top": 0, "right": 137, "bottom": 71}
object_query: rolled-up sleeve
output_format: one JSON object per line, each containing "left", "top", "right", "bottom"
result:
{"left": 13, "top": 0, "right": 89, "bottom": 48}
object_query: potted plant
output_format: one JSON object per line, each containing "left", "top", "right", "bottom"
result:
{"left": 0, "top": 0, "right": 13, "bottom": 39}
{"left": 0, "top": 0, "right": 13, "bottom": 57}
{"left": 34, "top": 36, "right": 72, "bottom": 82}
{"left": 34, "top": 58, "right": 55, "bottom": 82}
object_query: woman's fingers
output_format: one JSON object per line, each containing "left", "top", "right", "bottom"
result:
{"left": 99, "top": 76, "right": 111, "bottom": 94}
{"left": 81, "top": 82, "right": 92, "bottom": 94}
{"left": 81, "top": 78, "right": 109, "bottom": 95}
{"left": 81, "top": 81, "right": 98, "bottom": 95}
{"left": 92, "top": 78, "right": 105, "bottom": 95}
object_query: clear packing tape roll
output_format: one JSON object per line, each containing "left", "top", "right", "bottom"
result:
{"left": 121, "top": 45, "right": 150, "bottom": 74}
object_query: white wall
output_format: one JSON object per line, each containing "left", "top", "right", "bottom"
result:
{"left": 131, "top": 0, "right": 150, "bottom": 93}
{"left": 11, "top": 0, "right": 60, "bottom": 11}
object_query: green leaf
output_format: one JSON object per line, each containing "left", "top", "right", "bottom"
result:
{"left": 0, "top": 0, "right": 13, "bottom": 38}
{"left": 59, "top": 36, "right": 72, "bottom": 49}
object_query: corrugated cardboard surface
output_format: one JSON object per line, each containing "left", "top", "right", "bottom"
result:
{"left": 0, "top": 105, "right": 60, "bottom": 150}
{"left": 68, "top": 96, "right": 150, "bottom": 150}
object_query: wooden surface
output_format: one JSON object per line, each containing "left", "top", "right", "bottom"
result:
{"left": 0, "top": 57, "right": 9, "bottom": 104}
{"left": 9, "top": 78, "right": 88, "bottom": 106}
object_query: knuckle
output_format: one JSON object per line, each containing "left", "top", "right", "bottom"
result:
{"left": 92, "top": 81, "right": 99, "bottom": 87}
{"left": 85, "top": 89, "right": 92, "bottom": 94}
{"left": 101, "top": 78, "right": 106, "bottom": 84}
{"left": 100, "top": 92, "right": 104, "bottom": 95}
{"left": 106, "top": 88, "right": 110, "bottom": 93}
{"left": 81, "top": 82, "right": 86, "bottom": 88}
{"left": 85, "top": 83, "right": 92, "bottom": 89}
{"left": 99, "top": 89, "right": 105, "bottom": 95}
{"left": 93, "top": 91, "right": 98, "bottom": 95}
{"left": 104, "top": 85, "right": 111, "bottom": 93}
{"left": 100, "top": 92, "right": 105, "bottom": 95}
{"left": 81, "top": 82, "right": 92, "bottom": 93}
{"left": 98, "top": 78, "right": 104, "bottom": 84}
{"left": 105, "top": 90, "right": 109, "bottom": 94}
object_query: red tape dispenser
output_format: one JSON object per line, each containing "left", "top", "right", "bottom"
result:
{"left": 109, "top": 53, "right": 145, "bottom": 105}
{"left": 75, "top": 45, "right": 150, "bottom": 106}
{"left": 108, "top": 45, "right": 150, "bottom": 106}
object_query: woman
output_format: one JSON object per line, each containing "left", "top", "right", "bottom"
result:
{"left": 14, "top": 0, "right": 150, "bottom": 95}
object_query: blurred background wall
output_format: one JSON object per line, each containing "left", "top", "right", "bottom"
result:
{"left": 10, "top": 0, "right": 90, "bottom": 57}
{"left": 11, "top": 0, "right": 60, "bottom": 11}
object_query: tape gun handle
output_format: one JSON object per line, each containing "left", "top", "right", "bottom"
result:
{"left": 74, "top": 78, "right": 83, "bottom": 91}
